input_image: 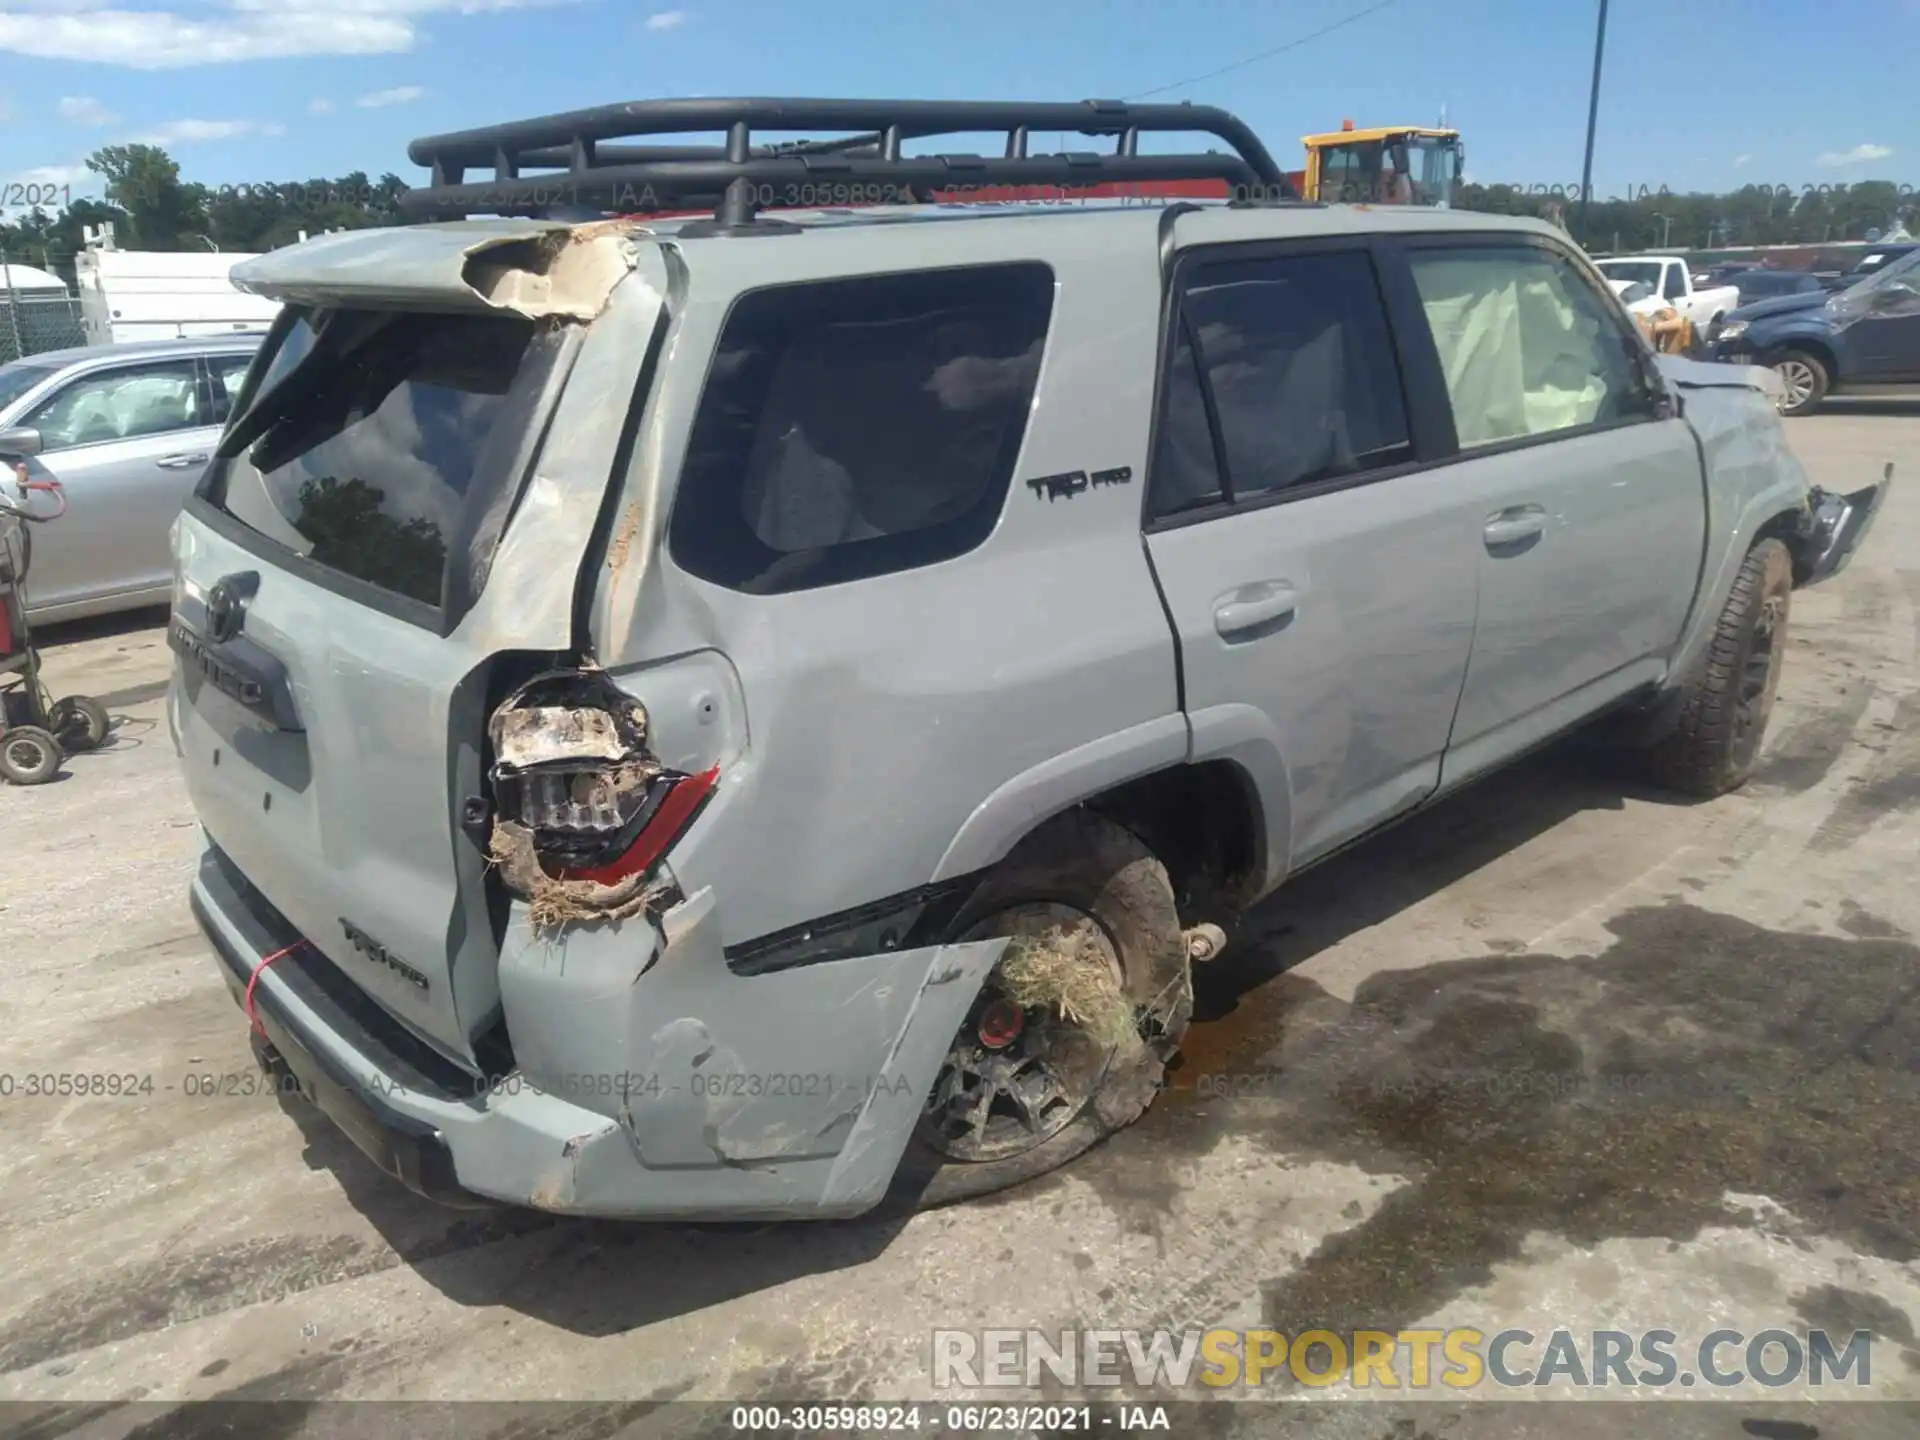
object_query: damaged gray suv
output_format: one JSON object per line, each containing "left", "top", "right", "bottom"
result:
{"left": 170, "top": 98, "right": 1889, "bottom": 1219}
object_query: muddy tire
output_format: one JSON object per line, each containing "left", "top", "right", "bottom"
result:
{"left": 886, "top": 809, "right": 1192, "bottom": 1209}
{"left": 1642, "top": 539, "right": 1793, "bottom": 798}
{"left": 1769, "top": 349, "right": 1829, "bottom": 417}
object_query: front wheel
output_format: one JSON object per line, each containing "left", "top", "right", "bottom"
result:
{"left": 50, "top": 695, "right": 110, "bottom": 753}
{"left": 1641, "top": 539, "right": 1792, "bottom": 797}
{"left": 1769, "top": 350, "right": 1829, "bottom": 417}
{"left": 887, "top": 809, "right": 1193, "bottom": 1209}
{"left": 0, "top": 726, "right": 64, "bottom": 786}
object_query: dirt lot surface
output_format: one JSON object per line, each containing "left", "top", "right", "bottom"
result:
{"left": 1, "top": 404, "right": 1917, "bottom": 1439}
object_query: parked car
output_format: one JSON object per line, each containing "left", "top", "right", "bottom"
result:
{"left": 1823, "top": 243, "right": 1918, "bottom": 290}
{"left": 0, "top": 336, "right": 262, "bottom": 623}
{"left": 1700, "top": 260, "right": 1764, "bottom": 288}
{"left": 1595, "top": 255, "right": 1742, "bottom": 338}
{"left": 1714, "top": 245, "right": 1920, "bottom": 414}
{"left": 171, "top": 97, "right": 1887, "bottom": 1221}
{"left": 1731, "top": 270, "right": 1826, "bottom": 306}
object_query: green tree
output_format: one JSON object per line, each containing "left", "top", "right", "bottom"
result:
{"left": 293, "top": 475, "right": 446, "bottom": 608}
{"left": 83, "top": 144, "right": 210, "bottom": 250}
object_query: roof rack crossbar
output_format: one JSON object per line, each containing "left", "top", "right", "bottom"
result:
{"left": 400, "top": 96, "right": 1291, "bottom": 222}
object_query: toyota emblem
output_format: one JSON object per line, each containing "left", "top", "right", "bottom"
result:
{"left": 205, "top": 574, "right": 253, "bottom": 643}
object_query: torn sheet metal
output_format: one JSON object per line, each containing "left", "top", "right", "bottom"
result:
{"left": 229, "top": 218, "right": 641, "bottom": 319}
{"left": 491, "top": 884, "right": 1004, "bottom": 1217}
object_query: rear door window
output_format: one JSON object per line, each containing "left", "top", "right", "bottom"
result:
{"left": 24, "top": 360, "right": 204, "bottom": 449}
{"left": 668, "top": 263, "right": 1053, "bottom": 595}
{"left": 1149, "top": 247, "right": 1412, "bottom": 519}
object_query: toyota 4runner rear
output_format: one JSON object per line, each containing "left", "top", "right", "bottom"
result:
{"left": 171, "top": 97, "right": 1888, "bottom": 1220}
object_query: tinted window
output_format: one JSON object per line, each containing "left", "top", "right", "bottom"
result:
{"left": 669, "top": 263, "right": 1052, "bottom": 595}
{"left": 1663, "top": 264, "right": 1687, "bottom": 301}
{"left": 1598, "top": 260, "right": 1662, "bottom": 289}
{"left": 209, "top": 309, "right": 540, "bottom": 612}
{"left": 1153, "top": 249, "right": 1409, "bottom": 515}
{"left": 1409, "top": 246, "right": 1658, "bottom": 448}
{"left": 25, "top": 360, "right": 203, "bottom": 449}
{"left": 1147, "top": 321, "right": 1225, "bottom": 517}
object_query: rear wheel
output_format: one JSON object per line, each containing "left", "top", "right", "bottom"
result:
{"left": 1769, "top": 350, "right": 1829, "bottom": 416}
{"left": 1642, "top": 539, "right": 1793, "bottom": 797}
{"left": 0, "top": 726, "right": 63, "bottom": 786}
{"left": 888, "top": 809, "right": 1192, "bottom": 1208}
{"left": 50, "top": 695, "right": 110, "bottom": 753}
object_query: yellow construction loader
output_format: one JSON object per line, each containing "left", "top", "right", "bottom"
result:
{"left": 1294, "top": 121, "right": 1464, "bottom": 206}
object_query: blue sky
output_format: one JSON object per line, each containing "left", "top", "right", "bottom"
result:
{"left": 1, "top": 0, "right": 1913, "bottom": 207}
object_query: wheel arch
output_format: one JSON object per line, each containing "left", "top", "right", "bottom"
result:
{"left": 931, "top": 722, "right": 1275, "bottom": 920}
{"left": 1759, "top": 334, "right": 1838, "bottom": 377}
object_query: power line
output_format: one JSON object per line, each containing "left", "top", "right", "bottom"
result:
{"left": 1124, "top": 0, "right": 1403, "bottom": 101}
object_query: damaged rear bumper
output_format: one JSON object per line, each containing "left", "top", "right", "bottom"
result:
{"left": 191, "top": 842, "right": 1000, "bottom": 1219}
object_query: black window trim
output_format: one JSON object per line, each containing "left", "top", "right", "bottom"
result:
{"left": 663, "top": 258, "right": 1058, "bottom": 597}
{"left": 1388, "top": 229, "right": 1676, "bottom": 466}
{"left": 21, "top": 354, "right": 214, "bottom": 455}
{"left": 196, "top": 348, "right": 262, "bottom": 428}
{"left": 185, "top": 311, "right": 590, "bottom": 638}
{"left": 1141, "top": 233, "right": 1441, "bottom": 535}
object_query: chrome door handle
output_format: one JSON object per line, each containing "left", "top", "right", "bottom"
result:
{"left": 1213, "top": 582, "right": 1300, "bottom": 638}
{"left": 156, "top": 453, "right": 209, "bottom": 469}
{"left": 1483, "top": 505, "right": 1548, "bottom": 548}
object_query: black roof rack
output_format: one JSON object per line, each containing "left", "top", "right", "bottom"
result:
{"left": 401, "top": 96, "right": 1293, "bottom": 227}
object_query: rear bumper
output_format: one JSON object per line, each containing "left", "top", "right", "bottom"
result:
{"left": 200, "top": 899, "right": 482, "bottom": 1209}
{"left": 190, "top": 841, "right": 1000, "bottom": 1219}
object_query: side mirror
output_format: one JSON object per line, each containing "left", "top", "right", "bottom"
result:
{"left": 0, "top": 426, "right": 43, "bottom": 458}
{"left": 1872, "top": 281, "right": 1916, "bottom": 309}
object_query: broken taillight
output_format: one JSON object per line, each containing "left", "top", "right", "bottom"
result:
{"left": 486, "top": 669, "right": 716, "bottom": 889}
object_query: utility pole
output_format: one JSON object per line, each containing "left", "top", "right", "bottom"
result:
{"left": 1577, "top": 0, "right": 1610, "bottom": 243}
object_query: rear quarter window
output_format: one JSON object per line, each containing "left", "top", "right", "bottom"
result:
{"left": 667, "top": 262, "right": 1054, "bottom": 595}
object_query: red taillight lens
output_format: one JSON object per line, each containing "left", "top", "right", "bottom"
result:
{"left": 560, "top": 764, "right": 720, "bottom": 886}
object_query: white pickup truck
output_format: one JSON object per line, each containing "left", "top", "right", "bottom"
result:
{"left": 1595, "top": 255, "right": 1741, "bottom": 339}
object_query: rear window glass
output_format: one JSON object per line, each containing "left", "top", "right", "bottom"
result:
{"left": 668, "top": 263, "right": 1053, "bottom": 595}
{"left": 207, "top": 308, "right": 542, "bottom": 614}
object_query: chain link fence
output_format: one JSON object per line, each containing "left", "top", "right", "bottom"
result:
{"left": 0, "top": 293, "right": 88, "bottom": 364}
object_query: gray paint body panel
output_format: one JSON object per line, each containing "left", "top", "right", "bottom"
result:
{"left": 171, "top": 204, "right": 1847, "bottom": 1218}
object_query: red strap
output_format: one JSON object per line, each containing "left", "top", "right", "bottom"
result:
{"left": 244, "top": 942, "right": 306, "bottom": 1038}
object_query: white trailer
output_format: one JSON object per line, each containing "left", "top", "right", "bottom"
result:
{"left": 75, "top": 245, "right": 280, "bottom": 346}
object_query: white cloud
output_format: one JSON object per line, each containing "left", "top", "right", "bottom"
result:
{"left": 134, "top": 117, "right": 286, "bottom": 143}
{"left": 0, "top": 0, "right": 585, "bottom": 68}
{"left": 1733, "top": 154, "right": 1751, "bottom": 168}
{"left": 644, "top": 8, "right": 685, "bottom": 27}
{"left": 226, "top": 0, "right": 581, "bottom": 13}
{"left": 308, "top": 98, "right": 334, "bottom": 114}
{"left": 355, "top": 84, "right": 424, "bottom": 108}
{"left": 7, "top": 163, "right": 93, "bottom": 187}
{"left": 58, "top": 95, "right": 120, "bottom": 126}
{"left": 0, "top": 11, "right": 412, "bottom": 67}
{"left": 1814, "top": 143, "right": 1894, "bottom": 169}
